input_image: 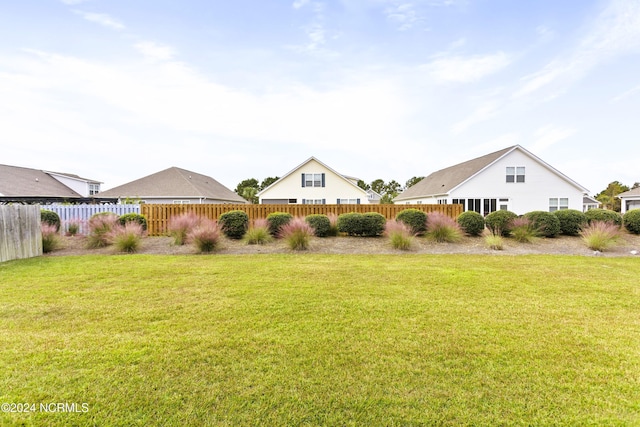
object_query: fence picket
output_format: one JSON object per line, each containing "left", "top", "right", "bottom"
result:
{"left": 39, "top": 204, "right": 141, "bottom": 235}
{"left": 141, "top": 204, "right": 463, "bottom": 236}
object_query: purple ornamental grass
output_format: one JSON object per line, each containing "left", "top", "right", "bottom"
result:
{"left": 168, "top": 212, "right": 201, "bottom": 245}
{"left": 580, "top": 220, "right": 621, "bottom": 251}
{"left": 327, "top": 213, "right": 339, "bottom": 236}
{"left": 41, "top": 222, "right": 62, "bottom": 253}
{"left": 188, "top": 218, "right": 221, "bottom": 253}
{"left": 509, "top": 217, "right": 538, "bottom": 243}
{"left": 384, "top": 220, "right": 414, "bottom": 250}
{"left": 87, "top": 213, "right": 119, "bottom": 248}
{"left": 111, "top": 221, "right": 144, "bottom": 253}
{"left": 426, "top": 212, "right": 463, "bottom": 243}
{"left": 278, "top": 217, "right": 315, "bottom": 250}
{"left": 244, "top": 218, "right": 272, "bottom": 245}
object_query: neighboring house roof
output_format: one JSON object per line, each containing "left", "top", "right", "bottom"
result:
{"left": 583, "top": 195, "right": 600, "bottom": 205}
{"left": 395, "top": 145, "right": 588, "bottom": 201}
{"left": 46, "top": 171, "right": 102, "bottom": 184}
{"left": 617, "top": 187, "right": 640, "bottom": 198}
{"left": 257, "top": 156, "right": 369, "bottom": 197}
{"left": 0, "top": 164, "right": 82, "bottom": 198}
{"left": 98, "top": 167, "right": 246, "bottom": 203}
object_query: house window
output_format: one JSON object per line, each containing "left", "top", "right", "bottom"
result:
{"left": 288, "top": 199, "right": 297, "bottom": 204}
{"left": 483, "top": 198, "right": 497, "bottom": 214}
{"left": 452, "top": 199, "right": 466, "bottom": 210}
{"left": 499, "top": 198, "right": 509, "bottom": 210}
{"left": 173, "top": 200, "right": 191, "bottom": 204}
{"left": 437, "top": 199, "right": 447, "bottom": 204}
{"left": 303, "top": 199, "right": 324, "bottom": 204}
{"left": 302, "top": 173, "right": 325, "bottom": 187}
{"left": 506, "top": 167, "right": 525, "bottom": 183}
{"left": 88, "top": 183, "right": 100, "bottom": 195}
{"left": 549, "top": 198, "right": 569, "bottom": 212}
{"left": 338, "top": 199, "right": 358, "bottom": 205}
{"left": 467, "top": 199, "right": 481, "bottom": 214}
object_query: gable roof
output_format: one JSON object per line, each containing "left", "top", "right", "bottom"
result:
{"left": 46, "top": 171, "right": 102, "bottom": 184}
{"left": 0, "top": 164, "right": 82, "bottom": 198}
{"left": 395, "top": 145, "right": 588, "bottom": 201}
{"left": 617, "top": 187, "right": 640, "bottom": 198}
{"left": 257, "top": 156, "right": 369, "bottom": 197}
{"left": 98, "top": 167, "right": 246, "bottom": 203}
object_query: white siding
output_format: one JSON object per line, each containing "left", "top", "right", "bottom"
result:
{"left": 259, "top": 158, "right": 368, "bottom": 204}
{"left": 450, "top": 150, "right": 584, "bottom": 215}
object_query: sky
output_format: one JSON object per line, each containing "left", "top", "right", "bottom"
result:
{"left": 1, "top": 0, "right": 639, "bottom": 195}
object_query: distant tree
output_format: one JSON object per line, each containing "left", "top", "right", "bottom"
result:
{"left": 384, "top": 180, "right": 402, "bottom": 197}
{"left": 235, "top": 178, "right": 260, "bottom": 204}
{"left": 357, "top": 180, "right": 371, "bottom": 191}
{"left": 371, "top": 179, "right": 385, "bottom": 195}
{"left": 633, "top": 182, "right": 640, "bottom": 190}
{"left": 405, "top": 176, "right": 425, "bottom": 189}
{"left": 260, "top": 176, "right": 279, "bottom": 191}
{"left": 595, "top": 181, "right": 629, "bottom": 212}
{"left": 380, "top": 194, "right": 395, "bottom": 204}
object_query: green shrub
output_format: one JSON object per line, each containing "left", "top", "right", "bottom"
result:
{"left": 396, "top": 209, "right": 427, "bottom": 235}
{"left": 485, "top": 210, "right": 518, "bottom": 236}
{"left": 361, "top": 212, "right": 386, "bottom": 237}
{"left": 457, "top": 211, "right": 485, "bottom": 236}
{"left": 584, "top": 209, "right": 622, "bottom": 227}
{"left": 118, "top": 213, "right": 147, "bottom": 231}
{"left": 219, "top": 210, "right": 249, "bottom": 239}
{"left": 267, "top": 212, "right": 293, "bottom": 237}
{"left": 337, "top": 212, "right": 386, "bottom": 237}
{"left": 524, "top": 211, "right": 561, "bottom": 237}
{"left": 305, "top": 214, "right": 331, "bottom": 237}
{"left": 40, "top": 210, "right": 61, "bottom": 232}
{"left": 553, "top": 209, "right": 587, "bottom": 236}
{"left": 623, "top": 209, "right": 640, "bottom": 234}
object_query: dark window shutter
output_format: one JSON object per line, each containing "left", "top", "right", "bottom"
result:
{"left": 336, "top": 199, "right": 340, "bottom": 205}
{"left": 322, "top": 199, "right": 326, "bottom": 205}
{"left": 301, "top": 173, "right": 306, "bottom": 187}
{"left": 302, "top": 198, "right": 306, "bottom": 204}
{"left": 356, "top": 198, "right": 361, "bottom": 205}
{"left": 321, "top": 173, "right": 325, "bottom": 187}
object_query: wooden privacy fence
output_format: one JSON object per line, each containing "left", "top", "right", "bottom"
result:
{"left": 40, "top": 204, "right": 140, "bottom": 235}
{"left": 0, "top": 205, "right": 41, "bottom": 262}
{"left": 142, "top": 204, "right": 463, "bottom": 236}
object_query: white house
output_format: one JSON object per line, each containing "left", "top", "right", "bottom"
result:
{"left": 258, "top": 157, "right": 377, "bottom": 204}
{"left": 45, "top": 171, "right": 102, "bottom": 197}
{"left": 617, "top": 188, "right": 640, "bottom": 213}
{"left": 394, "top": 145, "right": 590, "bottom": 215}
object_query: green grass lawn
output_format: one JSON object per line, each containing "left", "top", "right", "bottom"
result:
{"left": 1, "top": 254, "right": 639, "bottom": 426}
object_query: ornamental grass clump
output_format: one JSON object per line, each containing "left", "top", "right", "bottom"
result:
{"left": 425, "top": 212, "right": 463, "bottom": 243}
{"left": 384, "top": 220, "right": 414, "bottom": 250}
{"left": 484, "top": 229, "right": 504, "bottom": 250}
{"left": 41, "top": 222, "right": 61, "bottom": 253}
{"left": 111, "top": 222, "right": 144, "bottom": 253}
{"left": 509, "top": 217, "right": 538, "bottom": 243}
{"left": 64, "top": 219, "right": 83, "bottom": 236}
{"left": 167, "top": 212, "right": 200, "bottom": 245}
{"left": 86, "top": 213, "right": 119, "bottom": 248}
{"left": 244, "top": 218, "right": 273, "bottom": 245}
{"left": 580, "top": 220, "right": 621, "bottom": 252}
{"left": 327, "top": 213, "right": 339, "bottom": 237}
{"left": 279, "top": 217, "right": 314, "bottom": 250}
{"left": 188, "top": 219, "right": 221, "bottom": 253}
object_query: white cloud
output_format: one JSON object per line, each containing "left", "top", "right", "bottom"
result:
{"left": 134, "top": 41, "right": 176, "bottom": 61}
{"left": 293, "top": 0, "right": 310, "bottom": 9}
{"left": 73, "top": 10, "right": 125, "bottom": 31}
{"left": 451, "top": 102, "right": 499, "bottom": 134}
{"left": 60, "top": 0, "right": 89, "bottom": 4}
{"left": 611, "top": 84, "right": 640, "bottom": 102}
{"left": 530, "top": 125, "right": 576, "bottom": 152}
{"left": 514, "top": 0, "right": 640, "bottom": 99}
{"left": 424, "top": 52, "right": 511, "bottom": 83}
{"left": 385, "top": 3, "right": 419, "bottom": 31}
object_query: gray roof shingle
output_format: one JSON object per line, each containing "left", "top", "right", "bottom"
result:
{"left": 0, "top": 164, "right": 82, "bottom": 198}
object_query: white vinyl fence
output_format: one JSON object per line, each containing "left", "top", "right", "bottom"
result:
{"left": 0, "top": 205, "right": 42, "bottom": 262}
{"left": 39, "top": 204, "right": 141, "bottom": 235}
